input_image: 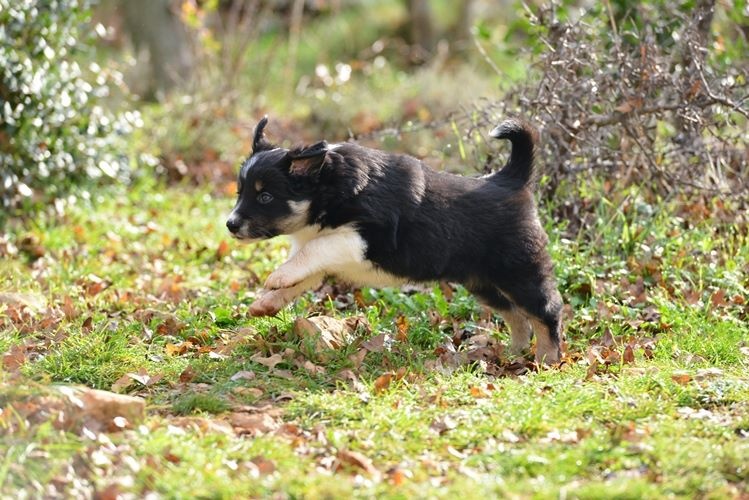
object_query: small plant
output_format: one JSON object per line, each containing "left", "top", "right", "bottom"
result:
{"left": 0, "top": 0, "right": 139, "bottom": 218}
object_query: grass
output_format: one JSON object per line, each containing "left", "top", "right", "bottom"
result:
{"left": 1, "top": 175, "right": 747, "bottom": 498}
{"left": 2, "top": 2, "right": 748, "bottom": 496}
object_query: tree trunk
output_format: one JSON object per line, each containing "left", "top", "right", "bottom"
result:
{"left": 406, "top": 0, "right": 434, "bottom": 63}
{"left": 121, "top": 0, "right": 193, "bottom": 99}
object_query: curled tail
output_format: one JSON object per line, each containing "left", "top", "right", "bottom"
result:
{"left": 489, "top": 119, "right": 538, "bottom": 187}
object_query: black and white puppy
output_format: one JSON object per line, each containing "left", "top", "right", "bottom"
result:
{"left": 227, "top": 117, "right": 563, "bottom": 363}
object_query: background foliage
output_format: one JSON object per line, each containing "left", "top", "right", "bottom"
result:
{"left": 0, "top": 0, "right": 138, "bottom": 217}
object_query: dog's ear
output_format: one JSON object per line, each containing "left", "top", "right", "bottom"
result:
{"left": 252, "top": 116, "right": 274, "bottom": 153}
{"left": 288, "top": 141, "right": 329, "bottom": 176}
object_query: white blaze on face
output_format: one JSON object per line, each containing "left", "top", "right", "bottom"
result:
{"left": 279, "top": 200, "right": 312, "bottom": 234}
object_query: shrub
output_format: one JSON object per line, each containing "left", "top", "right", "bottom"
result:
{"left": 471, "top": 1, "right": 749, "bottom": 198}
{"left": 0, "top": 0, "right": 139, "bottom": 217}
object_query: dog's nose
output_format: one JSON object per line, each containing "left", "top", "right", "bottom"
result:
{"left": 226, "top": 218, "right": 240, "bottom": 234}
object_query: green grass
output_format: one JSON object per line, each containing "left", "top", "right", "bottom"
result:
{"left": 1, "top": 176, "right": 747, "bottom": 498}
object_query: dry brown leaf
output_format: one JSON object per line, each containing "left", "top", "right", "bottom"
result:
{"left": 216, "top": 240, "right": 231, "bottom": 259}
{"left": 600, "top": 328, "right": 616, "bottom": 347}
{"left": 179, "top": 366, "right": 197, "bottom": 383}
{"left": 623, "top": 344, "right": 635, "bottom": 364}
{"left": 336, "top": 449, "right": 380, "bottom": 477}
{"left": 166, "top": 340, "right": 193, "bottom": 356}
{"left": 156, "top": 316, "right": 185, "bottom": 336}
{"left": 56, "top": 386, "right": 145, "bottom": 433}
{"left": 302, "top": 360, "right": 326, "bottom": 376}
{"left": 361, "top": 333, "right": 386, "bottom": 353}
{"left": 585, "top": 358, "right": 600, "bottom": 381}
{"left": 170, "top": 416, "right": 235, "bottom": 435}
{"left": 353, "top": 289, "right": 367, "bottom": 308}
{"left": 470, "top": 386, "right": 490, "bottom": 398}
{"left": 250, "top": 456, "right": 276, "bottom": 475}
{"left": 438, "top": 281, "right": 454, "bottom": 301}
{"left": 671, "top": 371, "right": 692, "bottom": 385}
{"left": 230, "top": 412, "right": 279, "bottom": 436}
{"left": 388, "top": 467, "right": 407, "bottom": 486}
{"left": 3, "top": 344, "right": 27, "bottom": 372}
{"left": 250, "top": 352, "right": 283, "bottom": 369}
{"left": 395, "top": 315, "right": 409, "bottom": 342}
{"left": 374, "top": 372, "right": 394, "bottom": 394}
{"left": 81, "top": 316, "right": 94, "bottom": 332}
{"left": 348, "top": 348, "right": 368, "bottom": 369}
{"left": 62, "top": 295, "right": 77, "bottom": 320}
{"left": 293, "top": 316, "right": 357, "bottom": 352}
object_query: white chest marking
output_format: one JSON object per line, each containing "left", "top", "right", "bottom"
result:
{"left": 286, "top": 224, "right": 405, "bottom": 287}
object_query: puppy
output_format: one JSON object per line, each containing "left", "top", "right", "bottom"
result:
{"left": 227, "top": 117, "right": 563, "bottom": 364}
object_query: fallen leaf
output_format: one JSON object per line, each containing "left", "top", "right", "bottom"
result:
{"left": 671, "top": 371, "right": 692, "bottom": 385}
{"left": 301, "top": 360, "right": 326, "bottom": 376}
{"left": 2, "top": 344, "right": 27, "bottom": 371}
{"left": 374, "top": 372, "right": 394, "bottom": 394}
{"left": 62, "top": 295, "right": 77, "bottom": 320}
{"left": 361, "top": 333, "right": 386, "bottom": 353}
{"left": 179, "top": 366, "right": 197, "bottom": 383}
{"left": 470, "top": 386, "right": 490, "bottom": 398}
{"left": 0, "top": 292, "right": 47, "bottom": 312}
{"left": 230, "top": 370, "right": 256, "bottom": 382}
{"left": 216, "top": 240, "right": 231, "bottom": 259}
{"left": 388, "top": 467, "right": 407, "bottom": 486}
{"left": 57, "top": 386, "right": 145, "bottom": 433}
{"left": 353, "top": 289, "right": 367, "bottom": 308}
{"left": 293, "top": 316, "right": 357, "bottom": 352}
{"left": 430, "top": 415, "right": 458, "bottom": 435}
{"left": 170, "top": 416, "right": 235, "bottom": 435}
{"left": 336, "top": 449, "right": 380, "bottom": 477}
{"left": 166, "top": 340, "right": 193, "bottom": 356}
{"left": 250, "top": 456, "right": 276, "bottom": 475}
{"left": 250, "top": 352, "right": 283, "bottom": 369}
{"left": 95, "top": 484, "right": 121, "bottom": 500}
{"left": 623, "top": 344, "right": 635, "bottom": 364}
{"left": 348, "top": 348, "right": 368, "bottom": 369}
{"left": 230, "top": 412, "right": 279, "bottom": 436}
{"left": 81, "top": 316, "right": 94, "bottom": 332}
{"left": 694, "top": 368, "right": 723, "bottom": 381}
{"left": 395, "top": 315, "right": 409, "bottom": 342}
{"left": 585, "top": 358, "right": 599, "bottom": 381}
{"left": 438, "top": 281, "right": 454, "bottom": 301}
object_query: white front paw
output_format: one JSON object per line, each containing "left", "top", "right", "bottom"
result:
{"left": 249, "top": 290, "right": 288, "bottom": 316}
{"left": 264, "top": 267, "right": 303, "bottom": 290}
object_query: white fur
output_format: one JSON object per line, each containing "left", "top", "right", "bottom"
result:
{"left": 266, "top": 224, "right": 404, "bottom": 291}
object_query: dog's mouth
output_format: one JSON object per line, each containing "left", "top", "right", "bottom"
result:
{"left": 230, "top": 224, "right": 277, "bottom": 241}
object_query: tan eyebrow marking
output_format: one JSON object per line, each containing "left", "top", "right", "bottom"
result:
{"left": 255, "top": 180, "right": 263, "bottom": 192}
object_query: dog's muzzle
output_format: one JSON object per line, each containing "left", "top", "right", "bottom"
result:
{"left": 226, "top": 216, "right": 241, "bottom": 235}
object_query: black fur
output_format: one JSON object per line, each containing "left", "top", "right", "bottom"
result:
{"left": 227, "top": 118, "right": 564, "bottom": 362}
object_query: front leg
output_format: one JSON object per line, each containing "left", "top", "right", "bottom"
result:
{"left": 265, "top": 227, "right": 366, "bottom": 290}
{"left": 250, "top": 274, "right": 323, "bottom": 316}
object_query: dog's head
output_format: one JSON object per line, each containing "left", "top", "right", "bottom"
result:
{"left": 226, "top": 117, "right": 330, "bottom": 241}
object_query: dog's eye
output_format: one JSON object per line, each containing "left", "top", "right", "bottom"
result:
{"left": 257, "top": 192, "right": 273, "bottom": 204}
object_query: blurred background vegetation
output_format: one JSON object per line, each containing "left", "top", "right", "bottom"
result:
{"left": 1, "top": 0, "right": 747, "bottom": 224}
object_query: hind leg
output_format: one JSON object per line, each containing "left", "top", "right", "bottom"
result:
{"left": 499, "top": 278, "right": 563, "bottom": 365}
{"left": 469, "top": 283, "right": 533, "bottom": 356}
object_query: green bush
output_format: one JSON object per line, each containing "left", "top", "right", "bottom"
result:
{"left": 0, "top": 0, "right": 139, "bottom": 216}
